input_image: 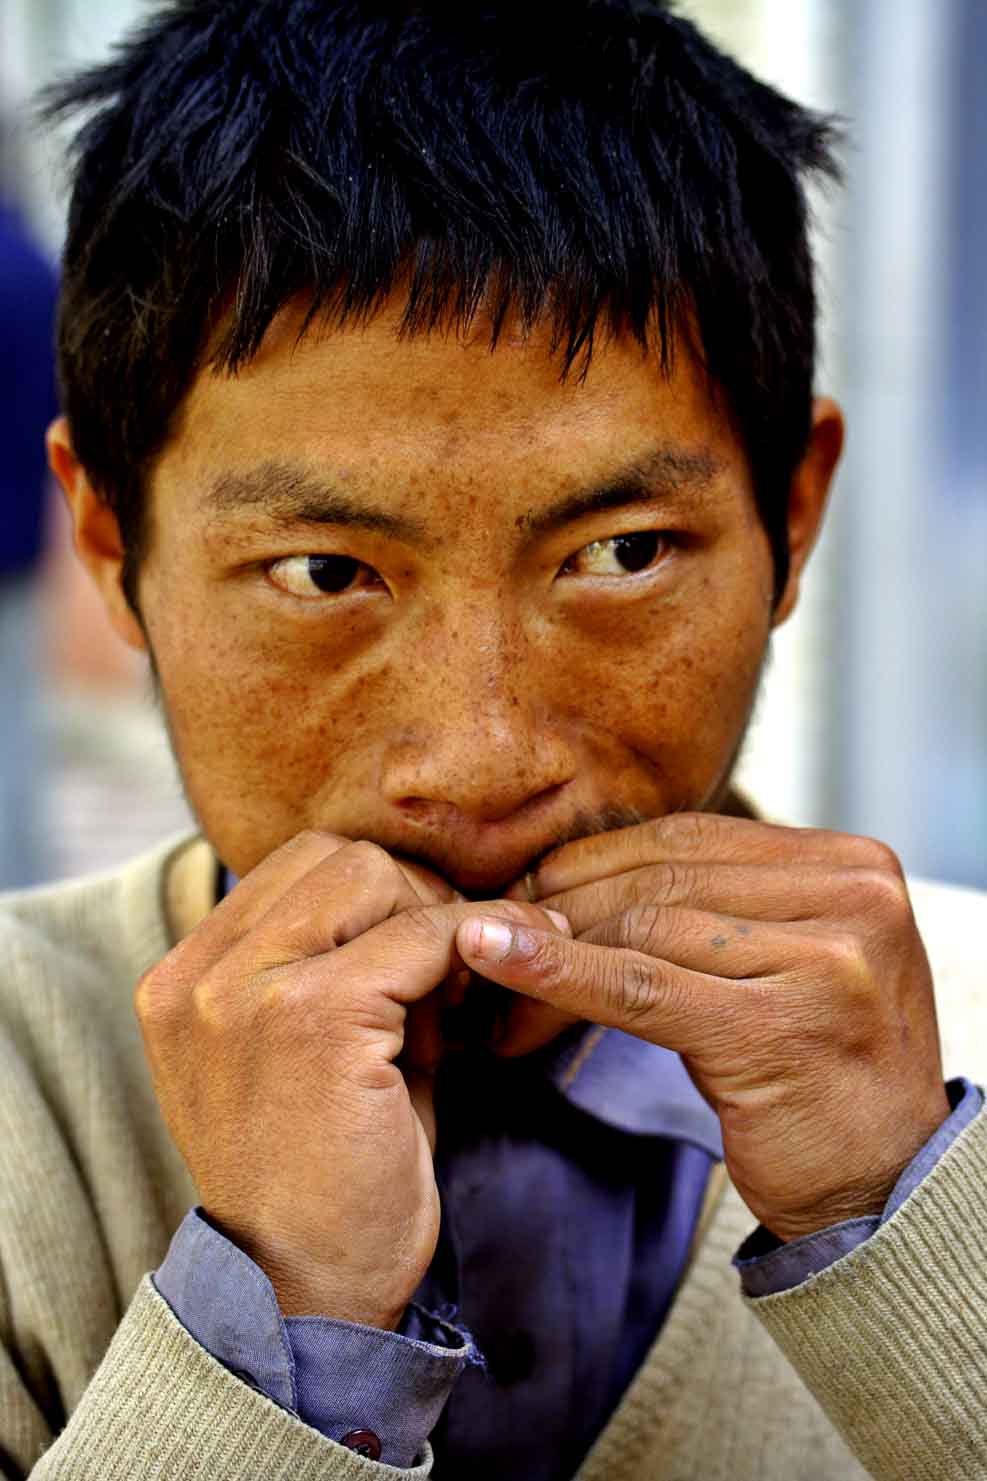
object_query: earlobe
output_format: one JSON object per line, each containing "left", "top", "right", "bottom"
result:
{"left": 771, "top": 397, "right": 845, "bottom": 629}
{"left": 46, "top": 416, "right": 149, "bottom": 653}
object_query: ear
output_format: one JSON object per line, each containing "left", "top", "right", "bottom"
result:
{"left": 46, "top": 416, "right": 149, "bottom": 652}
{"left": 771, "top": 397, "right": 845, "bottom": 629}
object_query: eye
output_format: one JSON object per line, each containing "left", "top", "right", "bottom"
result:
{"left": 561, "top": 531, "right": 668, "bottom": 578}
{"left": 266, "top": 554, "right": 383, "bottom": 598}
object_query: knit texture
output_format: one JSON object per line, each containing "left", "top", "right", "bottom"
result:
{"left": 1, "top": 833, "right": 985, "bottom": 1479}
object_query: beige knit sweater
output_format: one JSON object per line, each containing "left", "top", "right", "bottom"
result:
{"left": 1, "top": 831, "right": 986, "bottom": 1480}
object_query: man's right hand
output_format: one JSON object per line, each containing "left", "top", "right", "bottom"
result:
{"left": 135, "top": 831, "right": 565, "bottom": 1330}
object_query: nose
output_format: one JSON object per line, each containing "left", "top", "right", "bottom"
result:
{"left": 379, "top": 601, "right": 577, "bottom": 826}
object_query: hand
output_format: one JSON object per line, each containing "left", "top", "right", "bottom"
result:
{"left": 136, "top": 830, "right": 567, "bottom": 1326}
{"left": 458, "top": 814, "right": 951, "bottom": 1242}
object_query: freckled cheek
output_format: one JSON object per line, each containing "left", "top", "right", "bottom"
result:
{"left": 558, "top": 590, "right": 769, "bottom": 767}
{"left": 161, "top": 626, "right": 415, "bottom": 802}
{"left": 158, "top": 635, "right": 351, "bottom": 784}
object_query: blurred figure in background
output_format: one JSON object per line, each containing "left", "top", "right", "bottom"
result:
{"left": 0, "top": 187, "right": 57, "bottom": 888}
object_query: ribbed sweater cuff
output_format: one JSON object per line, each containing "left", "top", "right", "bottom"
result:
{"left": 33, "top": 1275, "right": 433, "bottom": 1479}
{"left": 747, "top": 1100, "right": 987, "bottom": 1481}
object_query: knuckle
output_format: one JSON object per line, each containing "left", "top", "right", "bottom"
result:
{"left": 290, "top": 828, "right": 324, "bottom": 850}
{"left": 824, "top": 930, "right": 873, "bottom": 991}
{"left": 284, "top": 827, "right": 339, "bottom": 857}
{"left": 190, "top": 977, "right": 228, "bottom": 1034}
{"left": 651, "top": 860, "right": 683, "bottom": 907}
{"left": 134, "top": 958, "right": 184, "bottom": 1030}
{"left": 623, "top": 903, "right": 674, "bottom": 956}
{"left": 343, "top": 838, "right": 393, "bottom": 875}
{"left": 650, "top": 812, "right": 707, "bottom": 851}
{"left": 855, "top": 837, "right": 905, "bottom": 876}
{"left": 854, "top": 866, "right": 911, "bottom": 919}
{"left": 133, "top": 966, "right": 160, "bottom": 1023}
{"left": 650, "top": 860, "right": 708, "bottom": 909}
{"left": 400, "top": 903, "right": 448, "bottom": 946}
{"left": 191, "top": 968, "right": 256, "bottom": 1035}
{"left": 612, "top": 953, "right": 659, "bottom": 1024}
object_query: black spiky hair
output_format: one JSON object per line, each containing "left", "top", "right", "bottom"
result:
{"left": 44, "top": 0, "right": 841, "bottom": 610}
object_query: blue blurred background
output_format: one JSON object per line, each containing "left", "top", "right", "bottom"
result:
{"left": 0, "top": 0, "right": 983, "bottom": 889}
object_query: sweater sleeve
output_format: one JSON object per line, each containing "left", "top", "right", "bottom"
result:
{"left": 746, "top": 1095, "right": 987, "bottom": 1481}
{"left": 26, "top": 1277, "right": 436, "bottom": 1480}
{"left": 734, "top": 1078, "right": 982, "bottom": 1296}
{"left": 153, "top": 1208, "right": 470, "bottom": 1467}
{"left": 0, "top": 1025, "right": 434, "bottom": 1481}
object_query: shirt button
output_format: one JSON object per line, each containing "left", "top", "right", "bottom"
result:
{"left": 484, "top": 1329, "right": 536, "bottom": 1386}
{"left": 341, "top": 1430, "right": 383, "bottom": 1461}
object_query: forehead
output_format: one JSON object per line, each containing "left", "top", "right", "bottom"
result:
{"left": 158, "top": 296, "right": 744, "bottom": 505}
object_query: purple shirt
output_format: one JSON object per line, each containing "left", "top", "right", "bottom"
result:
{"left": 155, "top": 1004, "right": 980, "bottom": 1475}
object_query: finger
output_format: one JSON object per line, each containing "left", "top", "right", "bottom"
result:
{"left": 206, "top": 830, "right": 353, "bottom": 939}
{"left": 404, "top": 1064, "right": 438, "bottom": 1155}
{"left": 489, "top": 997, "right": 584, "bottom": 1059}
{"left": 279, "top": 900, "right": 575, "bottom": 1023}
{"left": 580, "top": 905, "right": 818, "bottom": 981}
{"left": 536, "top": 861, "right": 870, "bottom": 935}
{"left": 437, "top": 905, "right": 573, "bottom": 1053}
{"left": 173, "top": 838, "right": 429, "bottom": 982}
{"left": 388, "top": 852, "right": 465, "bottom": 907}
{"left": 203, "top": 833, "right": 460, "bottom": 960}
{"left": 455, "top": 916, "right": 738, "bottom": 1056}
{"left": 401, "top": 990, "right": 448, "bottom": 1080}
{"left": 529, "top": 813, "right": 893, "bottom": 898}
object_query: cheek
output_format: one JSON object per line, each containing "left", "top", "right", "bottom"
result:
{"left": 560, "top": 562, "right": 772, "bottom": 771}
{"left": 150, "top": 610, "right": 396, "bottom": 832}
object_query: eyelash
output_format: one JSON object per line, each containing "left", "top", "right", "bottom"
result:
{"left": 264, "top": 529, "right": 676, "bottom": 600}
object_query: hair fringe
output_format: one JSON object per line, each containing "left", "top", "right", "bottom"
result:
{"left": 41, "top": 0, "right": 844, "bottom": 606}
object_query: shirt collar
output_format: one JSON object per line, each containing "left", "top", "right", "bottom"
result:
{"left": 545, "top": 1023, "right": 723, "bottom": 1157}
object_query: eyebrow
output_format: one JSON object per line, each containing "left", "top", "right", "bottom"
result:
{"left": 520, "top": 446, "right": 722, "bottom": 535}
{"left": 204, "top": 462, "right": 431, "bottom": 543}
{"left": 201, "top": 445, "right": 723, "bottom": 543}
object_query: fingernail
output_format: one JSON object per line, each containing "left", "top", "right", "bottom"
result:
{"left": 461, "top": 919, "right": 516, "bottom": 962}
{"left": 546, "top": 909, "right": 570, "bottom": 934}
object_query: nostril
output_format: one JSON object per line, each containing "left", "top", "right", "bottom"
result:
{"left": 396, "top": 783, "right": 568, "bottom": 828}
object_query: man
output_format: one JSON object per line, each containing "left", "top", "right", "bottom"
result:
{"left": 0, "top": 187, "right": 58, "bottom": 886}
{"left": 2, "top": 2, "right": 985, "bottom": 1476}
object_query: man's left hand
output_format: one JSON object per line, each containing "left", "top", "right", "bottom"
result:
{"left": 459, "top": 815, "right": 951, "bottom": 1243}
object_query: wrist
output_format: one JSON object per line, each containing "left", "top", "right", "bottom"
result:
{"left": 766, "top": 1087, "right": 954, "bottom": 1243}
{"left": 271, "top": 1271, "right": 408, "bottom": 1328}
{"left": 200, "top": 1211, "right": 416, "bottom": 1327}
{"left": 254, "top": 1250, "right": 415, "bottom": 1326}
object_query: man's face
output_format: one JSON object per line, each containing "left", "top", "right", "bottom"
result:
{"left": 116, "top": 298, "right": 826, "bottom": 892}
